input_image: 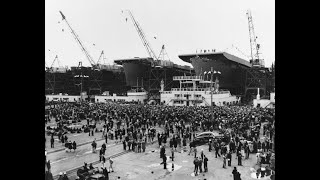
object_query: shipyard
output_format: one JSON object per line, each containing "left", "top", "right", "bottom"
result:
{"left": 45, "top": 0, "right": 275, "bottom": 180}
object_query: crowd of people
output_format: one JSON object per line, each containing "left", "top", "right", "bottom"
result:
{"left": 45, "top": 101, "right": 275, "bottom": 180}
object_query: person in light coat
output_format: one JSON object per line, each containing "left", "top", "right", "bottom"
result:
{"left": 108, "top": 157, "right": 114, "bottom": 172}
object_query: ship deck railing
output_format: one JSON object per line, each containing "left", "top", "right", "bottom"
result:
{"left": 171, "top": 98, "right": 204, "bottom": 101}
{"left": 173, "top": 76, "right": 202, "bottom": 80}
{"left": 171, "top": 88, "right": 210, "bottom": 91}
{"left": 166, "top": 88, "right": 230, "bottom": 94}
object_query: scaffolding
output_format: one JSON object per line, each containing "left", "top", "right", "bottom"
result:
{"left": 244, "top": 66, "right": 273, "bottom": 100}
{"left": 45, "top": 71, "right": 55, "bottom": 94}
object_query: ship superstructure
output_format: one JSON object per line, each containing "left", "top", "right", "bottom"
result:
{"left": 160, "top": 75, "right": 240, "bottom": 106}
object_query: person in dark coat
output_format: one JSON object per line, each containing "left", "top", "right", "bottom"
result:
{"left": 253, "top": 141, "right": 257, "bottom": 153}
{"left": 203, "top": 155, "right": 208, "bottom": 172}
{"left": 200, "top": 149, "right": 204, "bottom": 160}
{"left": 227, "top": 151, "right": 232, "bottom": 166}
{"left": 92, "top": 139, "right": 97, "bottom": 153}
{"left": 137, "top": 141, "right": 142, "bottom": 153}
{"left": 163, "top": 154, "right": 167, "bottom": 169}
{"left": 102, "top": 143, "right": 106, "bottom": 154}
{"left": 182, "top": 138, "right": 187, "bottom": 148}
{"left": 142, "top": 140, "right": 146, "bottom": 152}
{"left": 215, "top": 143, "right": 221, "bottom": 158}
{"left": 123, "top": 140, "right": 126, "bottom": 150}
{"left": 237, "top": 151, "right": 242, "bottom": 166}
{"left": 208, "top": 140, "right": 212, "bottom": 152}
{"left": 160, "top": 145, "right": 165, "bottom": 159}
{"left": 83, "top": 163, "right": 89, "bottom": 173}
{"left": 173, "top": 138, "right": 178, "bottom": 150}
{"left": 257, "top": 141, "right": 261, "bottom": 151}
{"left": 262, "top": 141, "right": 266, "bottom": 152}
{"left": 128, "top": 140, "right": 132, "bottom": 151}
{"left": 105, "top": 133, "right": 108, "bottom": 144}
{"left": 50, "top": 137, "right": 54, "bottom": 148}
{"left": 193, "top": 157, "right": 199, "bottom": 176}
{"left": 198, "top": 157, "right": 203, "bottom": 173}
{"left": 132, "top": 140, "right": 136, "bottom": 152}
{"left": 188, "top": 141, "right": 194, "bottom": 155}
{"left": 99, "top": 148, "right": 104, "bottom": 162}
{"left": 236, "top": 171, "right": 241, "bottom": 180}
{"left": 230, "top": 140, "right": 235, "bottom": 153}
{"left": 102, "top": 167, "right": 109, "bottom": 180}
{"left": 72, "top": 141, "right": 76, "bottom": 152}
{"left": 163, "top": 135, "right": 167, "bottom": 144}
{"left": 171, "top": 147, "right": 174, "bottom": 161}
{"left": 266, "top": 140, "right": 270, "bottom": 151}
{"left": 47, "top": 160, "right": 51, "bottom": 173}
{"left": 232, "top": 167, "right": 238, "bottom": 180}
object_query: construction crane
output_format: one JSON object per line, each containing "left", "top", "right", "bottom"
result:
{"left": 59, "top": 11, "right": 98, "bottom": 69}
{"left": 50, "top": 55, "right": 61, "bottom": 68}
{"left": 158, "top": 45, "right": 170, "bottom": 61}
{"left": 123, "top": 10, "right": 158, "bottom": 66}
{"left": 246, "top": 10, "right": 264, "bottom": 67}
{"left": 45, "top": 55, "right": 61, "bottom": 72}
{"left": 96, "top": 50, "right": 105, "bottom": 65}
{"left": 45, "top": 61, "right": 49, "bottom": 70}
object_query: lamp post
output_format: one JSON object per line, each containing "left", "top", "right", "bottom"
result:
{"left": 210, "top": 70, "right": 221, "bottom": 121}
{"left": 209, "top": 67, "right": 213, "bottom": 121}
{"left": 80, "top": 71, "right": 83, "bottom": 98}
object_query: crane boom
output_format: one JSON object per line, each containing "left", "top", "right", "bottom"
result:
{"left": 246, "top": 10, "right": 264, "bottom": 67}
{"left": 246, "top": 10, "right": 259, "bottom": 61}
{"left": 125, "top": 10, "right": 158, "bottom": 63}
{"left": 50, "top": 55, "right": 59, "bottom": 68}
{"left": 96, "top": 50, "right": 104, "bottom": 65}
{"left": 157, "top": 45, "right": 170, "bottom": 61}
{"left": 59, "top": 11, "right": 97, "bottom": 69}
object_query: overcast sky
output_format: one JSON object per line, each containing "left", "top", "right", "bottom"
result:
{"left": 45, "top": 0, "right": 275, "bottom": 68}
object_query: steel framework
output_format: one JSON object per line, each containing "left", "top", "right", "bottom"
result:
{"left": 244, "top": 67, "right": 273, "bottom": 98}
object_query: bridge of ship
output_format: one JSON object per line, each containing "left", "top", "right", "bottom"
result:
{"left": 161, "top": 75, "right": 231, "bottom": 104}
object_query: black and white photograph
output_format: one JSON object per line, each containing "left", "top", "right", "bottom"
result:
{"left": 45, "top": 0, "right": 275, "bottom": 179}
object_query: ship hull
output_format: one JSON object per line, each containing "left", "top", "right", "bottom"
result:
{"left": 179, "top": 53, "right": 250, "bottom": 95}
{"left": 114, "top": 58, "right": 194, "bottom": 92}
{"left": 45, "top": 68, "right": 127, "bottom": 95}
{"left": 122, "top": 62, "right": 151, "bottom": 88}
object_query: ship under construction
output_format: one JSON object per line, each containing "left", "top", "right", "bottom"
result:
{"left": 45, "top": 10, "right": 274, "bottom": 103}
{"left": 45, "top": 11, "right": 128, "bottom": 97}
{"left": 179, "top": 10, "right": 275, "bottom": 101}
{"left": 114, "top": 10, "right": 195, "bottom": 101}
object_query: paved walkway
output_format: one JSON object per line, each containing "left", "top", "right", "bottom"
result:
{"left": 45, "top": 118, "right": 134, "bottom": 153}
{"left": 48, "top": 124, "right": 164, "bottom": 177}
{"left": 61, "top": 140, "right": 270, "bottom": 180}
{"left": 45, "top": 120, "right": 106, "bottom": 153}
